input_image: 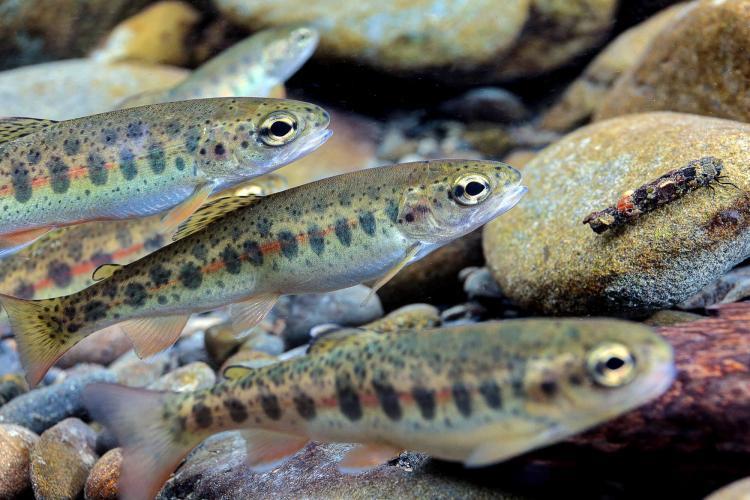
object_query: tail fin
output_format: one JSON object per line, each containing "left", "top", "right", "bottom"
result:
{"left": 0, "top": 294, "right": 71, "bottom": 387}
{"left": 83, "top": 383, "right": 197, "bottom": 500}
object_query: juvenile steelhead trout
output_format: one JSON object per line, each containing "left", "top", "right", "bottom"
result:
{"left": 0, "top": 97, "right": 330, "bottom": 254}
{"left": 119, "top": 26, "right": 319, "bottom": 108}
{"left": 1, "top": 160, "right": 525, "bottom": 386}
{"left": 83, "top": 319, "right": 675, "bottom": 500}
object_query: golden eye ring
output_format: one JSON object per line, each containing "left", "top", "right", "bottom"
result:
{"left": 452, "top": 174, "right": 491, "bottom": 206}
{"left": 259, "top": 111, "right": 299, "bottom": 146}
{"left": 586, "top": 342, "right": 637, "bottom": 387}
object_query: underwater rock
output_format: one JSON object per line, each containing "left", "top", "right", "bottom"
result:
{"left": 678, "top": 266, "right": 750, "bottom": 310}
{"left": 30, "top": 418, "right": 98, "bottom": 500}
{"left": 0, "top": 367, "right": 115, "bottom": 434}
{"left": 460, "top": 123, "right": 515, "bottom": 159}
{"left": 706, "top": 476, "right": 750, "bottom": 500}
{"left": 502, "top": 149, "right": 537, "bottom": 169}
{"left": 84, "top": 448, "right": 123, "bottom": 500}
{"left": 241, "top": 330, "right": 285, "bottom": 356}
{"left": 204, "top": 323, "right": 247, "bottom": 366}
{"left": 173, "top": 332, "right": 212, "bottom": 367}
{"left": 484, "top": 112, "right": 750, "bottom": 316}
{"left": 0, "top": 59, "right": 187, "bottom": 120}
{"left": 0, "top": 373, "right": 28, "bottom": 407}
{"left": 568, "top": 303, "right": 750, "bottom": 454}
{"left": 147, "top": 362, "right": 216, "bottom": 393}
{"left": 597, "top": 0, "right": 750, "bottom": 123}
{"left": 0, "top": 424, "right": 39, "bottom": 498}
{"left": 110, "top": 351, "right": 170, "bottom": 388}
{"left": 269, "top": 285, "right": 384, "bottom": 347}
{"left": 360, "top": 303, "right": 441, "bottom": 333}
{"left": 56, "top": 326, "right": 131, "bottom": 369}
{"left": 378, "top": 230, "right": 484, "bottom": 310}
{"left": 440, "top": 302, "right": 487, "bottom": 325}
{"left": 643, "top": 310, "right": 704, "bottom": 327}
{"left": 462, "top": 267, "right": 505, "bottom": 300}
{"left": 91, "top": 1, "right": 201, "bottom": 66}
{"left": 158, "top": 432, "right": 501, "bottom": 499}
{"left": 0, "top": 340, "right": 21, "bottom": 377}
{"left": 439, "top": 87, "right": 528, "bottom": 123}
{"left": 0, "top": 0, "right": 151, "bottom": 70}
{"left": 541, "top": 2, "right": 687, "bottom": 132}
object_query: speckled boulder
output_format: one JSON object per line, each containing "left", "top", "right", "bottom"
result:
{"left": 84, "top": 448, "right": 122, "bottom": 500}
{"left": 147, "top": 362, "right": 216, "bottom": 392}
{"left": 483, "top": 112, "right": 750, "bottom": 316}
{"left": 0, "top": 424, "right": 39, "bottom": 498}
{"left": 597, "top": 0, "right": 750, "bottom": 123}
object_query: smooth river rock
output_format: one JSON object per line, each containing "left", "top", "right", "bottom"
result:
{"left": 484, "top": 112, "right": 750, "bottom": 316}
{"left": 0, "top": 424, "right": 39, "bottom": 498}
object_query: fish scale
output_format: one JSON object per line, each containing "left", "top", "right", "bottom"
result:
{"left": 83, "top": 319, "right": 676, "bottom": 500}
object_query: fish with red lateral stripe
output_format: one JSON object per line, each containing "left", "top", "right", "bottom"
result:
{"left": 81, "top": 318, "right": 675, "bottom": 500}
{"left": 0, "top": 159, "right": 525, "bottom": 386}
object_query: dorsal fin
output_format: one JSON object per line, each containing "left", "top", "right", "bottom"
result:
{"left": 172, "top": 194, "right": 263, "bottom": 241}
{"left": 306, "top": 327, "right": 369, "bottom": 355}
{"left": 92, "top": 263, "right": 123, "bottom": 281}
{"left": 0, "top": 117, "right": 58, "bottom": 145}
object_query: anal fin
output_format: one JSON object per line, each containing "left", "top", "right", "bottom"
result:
{"left": 0, "top": 226, "right": 53, "bottom": 256}
{"left": 161, "top": 184, "right": 213, "bottom": 236}
{"left": 120, "top": 314, "right": 190, "bottom": 358}
{"left": 229, "top": 293, "right": 279, "bottom": 333}
{"left": 240, "top": 429, "right": 309, "bottom": 472}
{"left": 338, "top": 443, "right": 402, "bottom": 473}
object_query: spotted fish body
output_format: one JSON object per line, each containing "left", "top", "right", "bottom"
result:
{"left": 118, "top": 26, "right": 319, "bottom": 108}
{"left": 0, "top": 97, "right": 330, "bottom": 254}
{"left": 2, "top": 160, "right": 525, "bottom": 386}
{"left": 83, "top": 319, "right": 676, "bottom": 500}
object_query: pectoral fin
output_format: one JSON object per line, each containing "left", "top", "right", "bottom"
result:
{"left": 240, "top": 429, "right": 309, "bottom": 472}
{"left": 464, "top": 424, "right": 566, "bottom": 467}
{"left": 0, "top": 226, "right": 53, "bottom": 256}
{"left": 120, "top": 314, "right": 190, "bottom": 358}
{"left": 160, "top": 184, "right": 213, "bottom": 236}
{"left": 229, "top": 293, "right": 279, "bottom": 333}
{"left": 362, "top": 243, "right": 422, "bottom": 305}
{"left": 338, "top": 443, "right": 402, "bottom": 473}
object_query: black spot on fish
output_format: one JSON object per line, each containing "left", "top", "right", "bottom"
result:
{"left": 86, "top": 151, "right": 108, "bottom": 186}
{"left": 193, "top": 403, "right": 212, "bottom": 428}
{"left": 124, "top": 282, "right": 147, "bottom": 307}
{"left": 126, "top": 122, "right": 145, "bottom": 139}
{"left": 412, "top": 387, "right": 435, "bottom": 420}
{"left": 157, "top": 295, "right": 168, "bottom": 304}
{"left": 67, "top": 323, "right": 80, "bottom": 334}
{"left": 221, "top": 245, "right": 242, "bottom": 274}
{"left": 13, "top": 281, "right": 34, "bottom": 299}
{"left": 149, "top": 264, "right": 172, "bottom": 286}
{"left": 184, "top": 128, "right": 201, "bottom": 153}
{"left": 119, "top": 148, "right": 137, "bottom": 180}
{"left": 479, "top": 380, "right": 502, "bottom": 410}
{"left": 358, "top": 212, "right": 376, "bottom": 236}
{"left": 63, "top": 138, "right": 80, "bottom": 156}
{"left": 257, "top": 218, "right": 272, "bottom": 238}
{"left": 179, "top": 262, "right": 202, "bottom": 289}
{"left": 404, "top": 213, "right": 415, "bottom": 223}
{"left": 260, "top": 394, "right": 281, "bottom": 420}
{"left": 175, "top": 157, "right": 185, "bottom": 171}
{"left": 385, "top": 200, "right": 399, "bottom": 223}
{"left": 191, "top": 242, "right": 208, "bottom": 261}
{"left": 10, "top": 161, "right": 31, "bottom": 203}
{"left": 335, "top": 219, "right": 351, "bottom": 246}
{"left": 148, "top": 144, "right": 166, "bottom": 174}
{"left": 101, "top": 281, "right": 118, "bottom": 300}
{"left": 307, "top": 226, "right": 325, "bottom": 256}
{"left": 243, "top": 240, "right": 263, "bottom": 266}
{"left": 165, "top": 121, "right": 182, "bottom": 136}
{"left": 48, "top": 261, "right": 72, "bottom": 287}
{"left": 83, "top": 301, "right": 108, "bottom": 322}
{"left": 214, "top": 143, "right": 225, "bottom": 156}
{"left": 293, "top": 392, "right": 316, "bottom": 420}
{"left": 224, "top": 398, "right": 248, "bottom": 423}
{"left": 540, "top": 380, "right": 558, "bottom": 397}
{"left": 452, "top": 383, "right": 472, "bottom": 417}
{"left": 278, "top": 231, "right": 298, "bottom": 259}
{"left": 47, "top": 157, "right": 70, "bottom": 193}
{"left": 101, "top": 128, "right": 118, "bottom": 145}
{"left": 372, "top": 380, "right": 402, "bottom": 420}
{"left": 336, "top": 377, "right": 362, "bottom": 421}
{"left": 144, "top": 234, "right": 164, "bottom": 251}
{"left": 63, "top": 306, "right": 77, "bottom": 320}
{"left": 26, "top": 150, "right": 40, "bottom": 165}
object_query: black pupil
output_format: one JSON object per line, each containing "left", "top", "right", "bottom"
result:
{"left": 605, "top": 357, "right": 625, "bottom": 370}
{"left": 270, "top": 120, "right": 292, "bottom": 137}
{"left": 465, "top": 181, "right": 485, "bottom": 196}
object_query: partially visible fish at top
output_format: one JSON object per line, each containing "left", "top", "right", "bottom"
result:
{"left": 118, "top": 26, "right": 319, "bottom": 108}
{"left": 1, "top": 160, "right": 525, "bottom": 386}
{"left": 0, "top": 97, "right": 330, "bottom": 255}
{"left": 82, "top": 318, "right": 675, "bottom": 500}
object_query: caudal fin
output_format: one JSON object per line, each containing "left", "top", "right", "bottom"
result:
{"left": 0, "top": 293, "right": 71, "bottom": 387}
{"left": 83, "top": 383, "right": 197, "bottom": 500}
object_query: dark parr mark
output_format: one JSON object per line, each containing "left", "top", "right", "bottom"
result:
{"left": 452, "top": 383, "right": 472, "bottom": 417}
{"left": 385, "top": 200, "right": 399, "bottom": 223}
{"left": 13, "top": 281, "right": 34, "bottom": 299}
{"left": 83, "top": 301, "right": 108, "bottom": 322}
{"left": 293, "top": 392, "right": 316, "bottom": 420}
{"left": 307, "top": 226, "right": 325, "bottom": 256}
{"left": 101, "top": 128, "right": 118, "bottom": 145}
{"left": 359, "top": 212, "right": 376, "bottom": 236}
{"left": 179, "top": 262, "right": 202, "bottom": 289}
{"left": 479, "top": 380, "right": 502, "bottom": 410}
{"left": 126, "top": 122, "right": 145, "bottom": 139}
{"left": 335, "top": 218, "right": 352, "bottom": 246}
{"left": 221, "top": 245, "right": 242, "bottom": 274}
{"left": 193, "top": 403, "right": 213, "bottom": 428}
{"left": 48, "top": 261, "right": 72, "bottom": 288}
{"left": 119, "top": 148, "right": 137, "bottom": 180}
{"left": 191, "top": 242, "right": 208, "bottom": 261}
{"left": 148, "top": 144, "right": 166, "bottom": 174}
{"left": 145, "top": 234, "right": 164, "bottom": 251}
{"left": 243, "top": 240, "right": 263, "bottom": 266}
{"left": 47, "top": 157, "right": 70, "bottom": 193}
{"left": 175, "top": 157, "right": 185, "bottom": 171}
{"left": 184, "top": 128, "right": 201, "bottom": 153}
{"left": 260, "top": 394, "right": 281, "bottom": 420}
{"left": 372, "top": 380, "right": 402, "bottom": 420}
{"left": 149, "top": 264, "right": 172, "bottom": 286}
{"left": 336, "top": 377, "right": 362, "bottom": 421}
{"left": 411, "top": 387, "right": 436, "bottom": 420}
{"left": 257, "top": 218, "right": 272, "bottom": 238}
{"left": 223, "top": 398, "right": 248, "bottom": 423}
{"left": 10, "top": 161, "right": 31, "bottom": 203}
{"left": 278, "top": 231, "right": 298, "bottom": 259}
{"left": 87, "top": 152, "right": 108, "bottom": 186}
{"left": 124, "top": 282, "right": 147, "bottom": 307}
{"left": 63, "top": 138, "right": 80, "bottom": 156}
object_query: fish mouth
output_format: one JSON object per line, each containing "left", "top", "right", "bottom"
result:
{"left": 492, "top": 185, "right": 527, "bottom": 217}
{"left": 295, "top": 128, "right": 332, "bottom": 158}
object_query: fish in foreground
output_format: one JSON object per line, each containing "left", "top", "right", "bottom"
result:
{"left": 83, "top": 318, "right": 676, "bottom": 500}
{"left": 118, "top": 26, "right": 319, "bottom": 108}
{"left": 2, "top": 159, "right": 525, "bottom": 386}
{"left": 0, "top": 97, "right": 330, "bottom": 255}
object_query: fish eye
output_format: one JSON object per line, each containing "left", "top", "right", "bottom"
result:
{"left": 586, "top": 342, "right": 637, "bottom": 387}
{"left": 259, "top": 111, "right": 299, "bottom": 146}
{"left": 452, "top": 174, "right": 491, "bottom": 206}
